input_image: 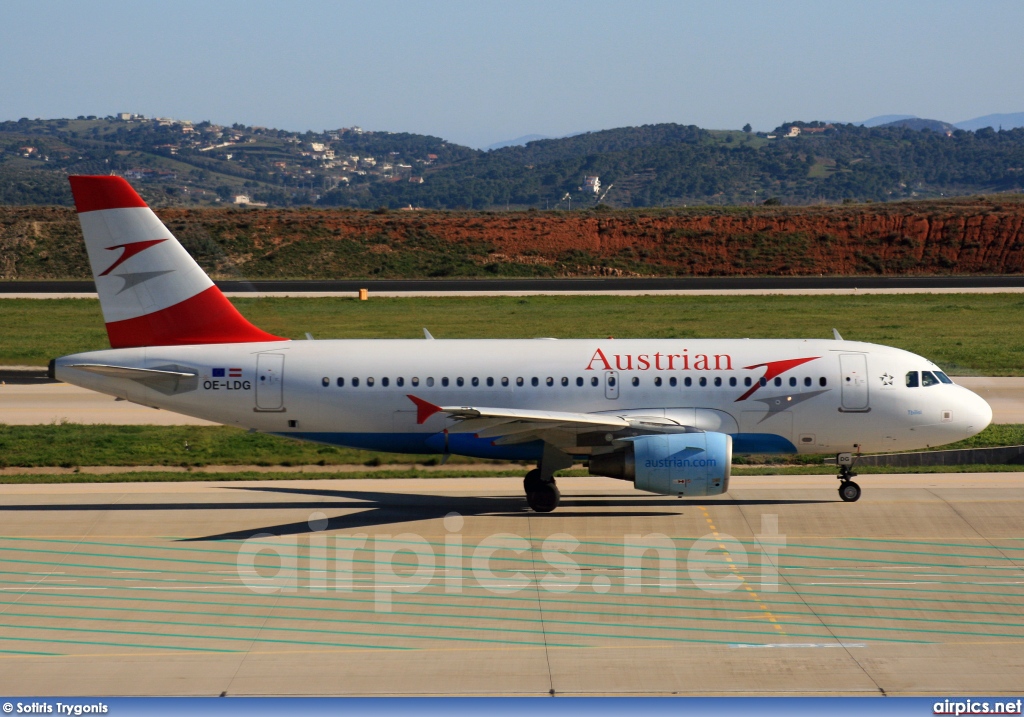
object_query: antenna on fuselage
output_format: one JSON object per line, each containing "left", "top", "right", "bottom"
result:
{"left": 832, "top": 328, "right": 844, "bottom": 341}
{"left": 423, "top": 328, "right": 435, "bottom": 340}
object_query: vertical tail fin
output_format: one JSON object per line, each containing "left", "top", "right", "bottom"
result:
{"left": 68, "top": 175, "right": 284, "bottom": 348}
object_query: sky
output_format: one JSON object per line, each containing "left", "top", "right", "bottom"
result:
{"left": 3, "top": 0, "right": 1023, "bottom": 149}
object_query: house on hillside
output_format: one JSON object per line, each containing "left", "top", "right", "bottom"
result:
{"left": 583, "top": 175, "right": 601, "bottom": 194}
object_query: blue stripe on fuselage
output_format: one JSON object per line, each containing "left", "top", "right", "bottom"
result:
{"left": 275, "top": 431, "right": 797, "bottom": 458}
{"left": 282, "top": 432, "right": 546, "bottom": 461}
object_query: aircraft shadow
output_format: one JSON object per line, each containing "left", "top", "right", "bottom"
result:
{"left": 177, "top": 486, "right": 832, "bottom": 541}
{"left": 0, "top": 486, "right": 831, "bottom": 541}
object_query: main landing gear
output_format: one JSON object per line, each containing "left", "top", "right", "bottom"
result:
{"left": 524, "top": 445, "right": 574, "bottom": 513}
{"left": 835, "top": 452, "right": 862, "bottom": 502}
{"left": 524, "top": 470, "right": 560, "bottom": 513}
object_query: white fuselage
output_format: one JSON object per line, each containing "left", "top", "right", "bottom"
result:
{"left": 55, "top": 337, "right": 993, "bottom": 461}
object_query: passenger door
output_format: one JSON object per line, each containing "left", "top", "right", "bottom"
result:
{"left": 839, "top": 353, "right": 869, "bottom": 411}
{"left": 255, "top": 353, "right": 285, "bottom": 411}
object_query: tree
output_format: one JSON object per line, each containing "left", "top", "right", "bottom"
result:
{"left": 743, "top": 123, "right": 752, "bottom": 133}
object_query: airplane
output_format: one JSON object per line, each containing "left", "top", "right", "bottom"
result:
{"left": 50, "top": 175, "right": 993, "bottom": 512}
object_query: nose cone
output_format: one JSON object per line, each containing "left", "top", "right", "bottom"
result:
{"left": 962, "top": 387, "right": 993, "bottom": 438}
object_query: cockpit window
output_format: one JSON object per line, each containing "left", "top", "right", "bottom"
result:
{"left": 906, "top": 371, "right": 919, "bottom": 388}
{"left": 921, "top": 370, "right": 939, "bottom": 387}
{"left": 935, "top": 371, "right": 953, "bottom": 384}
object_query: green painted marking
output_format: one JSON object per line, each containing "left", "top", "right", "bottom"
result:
{"left": 0, "top": 647, "right": 63, "bottom": 655}
{"left": 6, "top": 585, "right": 1022, "bottom": 628}
{"left": 0, "top": 632, "right": 239, "bottom": 653}
{"left": 0, "top": 619, "right": 408, "bottom": 651}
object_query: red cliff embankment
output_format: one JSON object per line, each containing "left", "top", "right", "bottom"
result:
{"left": 3, "top": 196, "right": 1024, "bottom": 279}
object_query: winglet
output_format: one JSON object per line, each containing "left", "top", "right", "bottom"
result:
{"left": 407, "top": 394, "right": 443, "bottom": 424}
{"left": 832, "top": 328, "right": 843, "bottom": 341}
{"left": 423, "top": 328, "right": 434, "bottom": 340}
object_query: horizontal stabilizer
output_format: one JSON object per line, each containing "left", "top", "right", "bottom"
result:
{"left": 67, "top": 364, "right": 197, "bottom": 380}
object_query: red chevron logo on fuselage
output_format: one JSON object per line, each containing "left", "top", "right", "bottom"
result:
{"left": 735, "top": 356, "right": 821, "bottom": 401}
{"left": 99, "top": 239, "right": 168, "bottom": 276}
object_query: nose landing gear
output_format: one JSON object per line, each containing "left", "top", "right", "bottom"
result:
{"left": 836, "top": 452, "right": 861, "bottom": 502}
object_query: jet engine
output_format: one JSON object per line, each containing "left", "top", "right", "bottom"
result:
{"left": 588, "top": 432, "right": 732, "bottom": 497}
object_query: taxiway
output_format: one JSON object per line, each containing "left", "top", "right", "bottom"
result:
{"left": 0, "top": 474, "right": 1021, "bottom": 696}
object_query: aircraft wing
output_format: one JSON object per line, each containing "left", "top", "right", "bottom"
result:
{"left": 407, "top": 395, "right": 694, "bottom": 448}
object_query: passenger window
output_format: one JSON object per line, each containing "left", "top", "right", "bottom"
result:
{"left": 322, "top": 377, "right": 329, "bottom": 387}
{"left": 352, "top": 377, "right": 360, "bottom": 387}
{"left": 699, "top": 377, "right": 707, "bottom": 387}
{"left": 546, "top": 377, "right": 554, "bottom": 387}
{"left": 819, "top": 377, "right": 827, "bottom": 387}
{"left": 591, "top": 377, "right": 599, "bottom": 387}
{"left": 456, "top": 377, "right": 464, "bottom": 387}
{"left": 397, "top": 377, "right": 404, "bottom": 387}
{"left": 367, "top": 377, "right": 375, "bottom": 387}
{"left": 935, "top": 371, "right": 953, "bottom": 384}
{"left": 774, "top": 377, "right": 782, "bottom": 387}
{"left": 789, "top": 377, "right": 796, "bottom": 387}
{"left": 654, "top": 377, "right": 662, "bottom": 387}
{"left": 669, "top": 377, "right": 677, "bottom": 387}
{"left": 684, "top": 377, "right": 692, "bottom": 387}
{"left": 922, "top": 371, "right": 939, "bottom": 387}
{"left": 576, "top": 377, "right": 584, "bottom": 387}
{"left": 472, "top": 377, "right": 479, "bottom": 387}
{"left": 561, "top": 377, "right": 568, "bottom": 386}
{"left": 729, "top": 377, "right": 737, "bottom": 387}
{"left": 745, "top": 377, "right": 752, "bottom": 387}
{"left": 486, "top": 377, "right": 493, "bottom": 387}
{"left": 906, "top": 371, "right": 919, "bottom": 388}
{"left": 714, "top": 377, "right": 722, "bottom": 387}
{"left": 531, "top": 377, "right": 539, "bottom": 387}
{"left": 382, "top": 377, "right": 389, "bottom": 387}
{"left": 501, "top": 377, "right": 509, "bottom": 387}
{"left": 759, "top": 377, "right": 767, "bottom": 387}
{"left": 631, "top": 377, "right": 639, "bottom": 387}
{"left": 804, "top": 377, "right": 811, "bottom": 387}
{"left": 517, "top": 377, "right": 524, "bottom": 386}
{"left": 425, "top": 377, "right": 433, "bottom": 387}
{"left": 608, "top": 376, "right": 616, "bottom": 387}
{"left": 412, "top": 377, "right": 420, "bottom": 387}
{"left": 337, "top": 377, "right": 344, "bottom": 387}
{"left": 442, "top": 377, "right": 449, "bottom": 387}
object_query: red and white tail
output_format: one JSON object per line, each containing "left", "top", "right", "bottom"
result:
{"left": 68, "top": 175, "right": 284, "bottom": 348}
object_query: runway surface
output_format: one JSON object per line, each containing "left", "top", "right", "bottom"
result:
{"left": 8, "top": 276, "right": 1024, "bottom": 293}
{"left": 7, "top": 276, "right": 1024, "bottom": 298}
{"left": 0, "top": 473, "right": 1022, "bottom": 696}
{"left": 2, "top": 378, "right": 1019, "bottom": 425}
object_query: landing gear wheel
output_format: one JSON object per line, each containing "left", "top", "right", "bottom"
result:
{"left": 524, "top": 469, "right": 560, "bottom": 512}
{"left": 523, "top": 469, "right": 543, "bottom": 494}
{"left": 526, "top": 482, "right": 561, "bottom": 513}
{"left": 838, "top": 480, "right": 861, "bottom": 502}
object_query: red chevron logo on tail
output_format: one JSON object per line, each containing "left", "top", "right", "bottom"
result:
{"left": 99, "top": 239, "right": 168, "bottom": 276}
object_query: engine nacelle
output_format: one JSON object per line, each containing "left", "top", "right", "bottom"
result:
{"left": 589, "top": 432, "right": 732, "bottom": 497}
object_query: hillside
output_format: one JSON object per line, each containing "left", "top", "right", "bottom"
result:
{"left": 4, "top": 196, "right": 1024, "bottom": 280}
{"left": 4, "top": 116, "right": 1024, "bottom": 210}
